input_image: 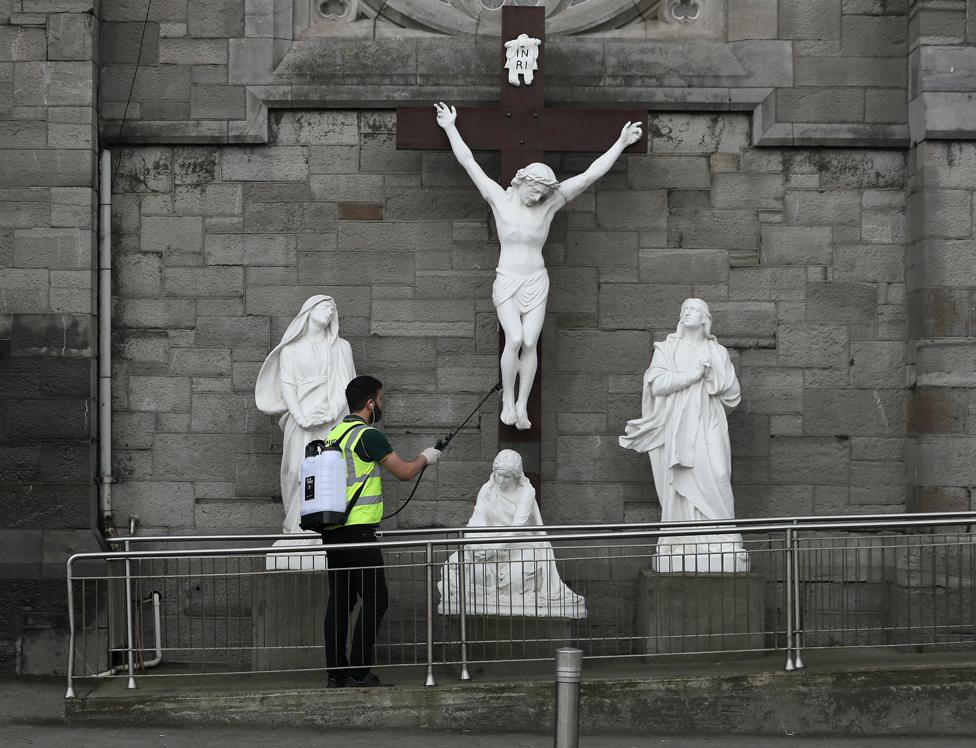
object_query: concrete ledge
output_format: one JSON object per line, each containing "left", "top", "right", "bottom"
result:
{"left": 65, "top": 652, "right": 976, "bottom": 736}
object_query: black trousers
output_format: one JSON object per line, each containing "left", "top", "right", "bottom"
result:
{"left": 320, "top": 523, "right": 389, "bottom": 678}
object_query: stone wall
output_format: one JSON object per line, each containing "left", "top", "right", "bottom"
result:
{"left": 109, "top": 109, "right": 908, "bottom": 538}
{"left": 0, "top": 0, "right": 100, "bottom": 673}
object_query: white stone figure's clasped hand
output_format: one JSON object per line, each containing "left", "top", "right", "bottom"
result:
{"left": 435, "top": 102, "right": 457, "bottom": 130}
{"left": 618, "top": 121, "right": 643, "bottom": 148}
{"left": 699, "top": 360, "right": 712, "bottom": 381}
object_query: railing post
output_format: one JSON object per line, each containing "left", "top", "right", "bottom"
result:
{"left": 65, "top": 559, "right": 76, "bottom": 699}
{"left": 784, "top": 528, "right": 795, "bottom": 671}
{"left": 425, "top": 542, "right": 436, "bottom": 687}
{"left": 458, "top": 542, "right": 470, "bottom": 681}
{"left": 554, "top": 647, "right": 582, "bottom": 748}
{"left": 791, "top": 527, "right": 805, "bottom": 669}
{"left": 124, "top": 539, "right": 137, "bottom": 689}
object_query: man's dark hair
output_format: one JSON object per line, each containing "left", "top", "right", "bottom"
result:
{"left": 346, "top": 375, "right": 383, "bottom": 412}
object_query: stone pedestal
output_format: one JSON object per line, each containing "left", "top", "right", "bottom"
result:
{"left": 251, "top": 567, "right": 329, "bottom": 671}
{"left": 636, "top": 570, "right": 765, "bottom": 655}
{"left": 442, "top": 615, "right": 573, "bottom": 673}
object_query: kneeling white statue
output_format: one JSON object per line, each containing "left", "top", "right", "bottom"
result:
{"left": 619, "top": 298, "right": 750, "bottom": 573}
{"left": 437, "top": 450, "right": 586, "bottom": 618}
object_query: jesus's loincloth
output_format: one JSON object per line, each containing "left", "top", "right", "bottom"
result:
{"left": 492, "top": 268, "right": 550, "bottom": 314}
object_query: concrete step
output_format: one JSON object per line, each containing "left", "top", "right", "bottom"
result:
{"left": 65, "top": 649, "right": 976, "bottom": 736}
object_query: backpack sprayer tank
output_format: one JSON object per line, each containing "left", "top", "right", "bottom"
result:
{"left": 299, "top": 439, "right": 348, "bottom": 528}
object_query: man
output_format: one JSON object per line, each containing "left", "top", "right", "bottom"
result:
{"left": 319, "top": 375, "right": 440, "bottom": 688}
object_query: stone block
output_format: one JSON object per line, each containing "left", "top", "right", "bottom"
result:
{"left": 10, "top": 313, "right": 91, "bottom": 357}
{"left": 113, "top": 298, "right": 196, "bottom": 329}
{"left": 850, "top": 459, "right": 905, "bottom": 504}
{"left": 174, "top": 183, "right": 243, "bottom": 216}
{"left": 153, "top": 432, "right": 268, "bottom": 481}
{"left": 421, "top": 151, "right": 499, "bottom": 188}
{"left": 778, "top": 323, "right": 849, "bottom": 368}
{"left": 794, "top": 56, "right": 905, "bottom": 87}
{"left": 779, "top": 0, "right": 841, "bottom": 40}
{"left": 805, "top": 281, "right": 877, "bottom": 322}
{"left": 777, "top": 87, "right": 863, "bottom": 123}
{"left": 637, "top": 571, "right": 765, "bottom": 654}
{"left": 842, "top": 14, "right": 906, "bottom": 57}
{"left": 173, "top": 147, "right": 218, "bottom": 184}
{"left": 596, "top": 190, "right": 667, "bottom": 231}
{"left": 190, "top": 84, "right": 244, "bottom": 120}
{"left": 804, "top": 388, "right": 905, "bottom": 436}
{"left": 865, "top": 87, "right": 907, "bottom": 124}
{"left": 914, "top": 435, "right": 976, "bottom": 490}
{"left": 111, "top": 481, "right": 194, "bottom": 528}
{"left": 915, "top": 341, "right": 976, "bottom": 387}
{"left": 626, "top": 155, "right": 711, "bottom": 190}
{"left": 834, "top": 244, "right": 903, "bottom": 283}
{"left": 548, "top": 266, "right": 598, "bottom": 315}
{"left": 158, "top": 37, "right": 227, "bottom": 65}
{"left": 851, "top": 340, "right": 904, "bottom": 387}
{"left": 0, "top": 26, "right": 46, "bottom": 61}
{"left": 0, "top": 149, "right": 92, "bottom": 188}
{"left": 921, "top": 189, "right": 972, "bottom": 239}
{"left": 649, "top": 113, "right": 751, "bottom": 154}
{"left": 300, "top": 249, "right": 414, "bottom": 286}
{"left": 669, "top": 208, "right": 758, "bottom": 250}
{"left": 101, "top": 20, "right": 159, "bottom": 64}
{"left": 188, "top": 0, "right": 243, "bottom": 37}
{"left": 205, "top": 233, "right": 295, "bottom": 266}
{"left": 384, "top": 189, "right": 486, "bottom": 221}
{"left": 48, "top": 12, "right": 95, "bottom": 60}
{"left": 783, "top": 191, "right": 861, "bottom": 226}
{"left": 415, "top": 271, "right": 492, "bottom": 300}
{"left": 309, "top": 174, "right": 384, "bottom": 203}
{"left": 228, "top": 37, "right": 275, "bottom": 85}
{"left": 165, "top": 266, "right": 242, "bottom": 298}
{"left": 565, "top": 229, "right": 638, "bottom": 273}
{"left": 739, "top": 368, "right": 803, "bottom": 414}
{"left": 599, "top": 283, "right": 693, "bottom": 330}
{"left": 191, "top": 392, "right": 265, "bottom": 433}
{"left": 128, "top": 374, "right": 190, "bottom": 412}
{"left": 556, "top": 330, "right": 650, "bottom": 374}
{"left": 370, "top": 299, "right": 473, "bottom": 338}
{"left": 0, "top": 119, "right": 45, "bottom": 149}
{"left": 221, "top": 146, "right": 308, "bottom": 182}
{"left": 14, "top": 228, "right": 91, "bottom": 268}
{"left": 728, "top": 0, "right": 778, "bottom": 41}
{"left": 112, "top": 147, "right": 173, "bottom": 193}
{"left": 309, "top": 144, "right": 359, "bottom": 174}
{"left": 729, "top": 267, "right": 806, "bottom": 301}
{"left": 270, "top": 111, "right": 359, "bottom": 147}
{"left": 760, "top": 224, "right": 834, "bottom": 265}
{"left": 141, "top": 216, "right": 203, "bottom": 254}
{"left": 820, "top": 150, "right": 904, "bottom": 189}
{"left": 338, "top": 221, "right": 451, "bottom": 251}
{"left": 195, "top": 315, "right": 270, "bottom": 348}
{"left": 770, "top": 435, "right": 850, "bottom": 484}
{"left": 14, "top": 61, "right": 93, "bottom": 106}
{"left": 711, "top": 173, "right": 784, "bottom": 210}
{"left": 359, "top": 133, "right": 421, "bottom": 173}
{"left": 243, "top": 202, "right": 336, "bottom": 233}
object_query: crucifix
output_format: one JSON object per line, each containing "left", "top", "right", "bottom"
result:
{"left": 396, "top": 5, "right": 647, "bottom": 497}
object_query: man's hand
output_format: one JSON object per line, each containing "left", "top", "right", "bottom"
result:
{"left": 421, "top": 447, "right": 441, "bottom": 465}
{"left": 435, "top": 102, "right": 457, "bottom": 130}
{"left": 617, "top": 121, "right": 643, "bottom": 148}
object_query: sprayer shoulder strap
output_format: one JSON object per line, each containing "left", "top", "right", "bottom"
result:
{"left": 327, "top": 422, "right": 360, "bottom": 448}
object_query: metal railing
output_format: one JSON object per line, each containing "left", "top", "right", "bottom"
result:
{"left": 65, "top": 512, "right": 976, "bottom": 698}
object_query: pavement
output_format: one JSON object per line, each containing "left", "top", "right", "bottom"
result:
{"left": 6, "top": 674, "right": 976, "bottom": 747}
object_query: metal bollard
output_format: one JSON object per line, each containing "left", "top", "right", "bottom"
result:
{"left": 554, "top": 647, "right": 582, "bottom": 748}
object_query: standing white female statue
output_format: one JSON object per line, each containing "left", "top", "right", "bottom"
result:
{"left": 619, "top": 299, "right": 750, "bottom": 573}
{"left": 255, "top": 295, "right": 356, "bottom": 535}
{"left": 435, "top": 102, "right": 642, "bottom": 430}
{"left": 437, "top": 449, "right": 586, "bottom": 618}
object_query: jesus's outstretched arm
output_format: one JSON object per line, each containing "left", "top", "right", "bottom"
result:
{"left": 435, "top": 102, "right": 507, "bottom": 206}
{"left": 558, "top": 121, "right": 643, "bottom": 203}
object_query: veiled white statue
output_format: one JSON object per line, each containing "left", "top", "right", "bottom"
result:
{"left": 435, "top": 102, "right": 642, "bottom": 430}
{"left": 255, "top": 295, "right": 356, "bottom": 537}
{"left": 437, "top": 450, "right": 586, "bottom": 618}
{"left": 619, "top": 299, "right": 750, "bottom": 573}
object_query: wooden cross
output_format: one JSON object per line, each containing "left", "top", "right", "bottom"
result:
{"left": 396, "top": 5, "right": 648, "bottom": 497}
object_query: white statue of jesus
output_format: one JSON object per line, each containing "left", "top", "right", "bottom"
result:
{"left": 435, "top": 102, "right": 642, "bottom": 430}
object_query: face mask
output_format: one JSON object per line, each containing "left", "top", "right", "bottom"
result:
{"left": 370, "top": 401, "right": 383, "bottom": 424}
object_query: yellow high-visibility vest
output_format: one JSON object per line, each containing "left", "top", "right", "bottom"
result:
{"left": 325, "top": 420, "right": 383, "bottom": 526}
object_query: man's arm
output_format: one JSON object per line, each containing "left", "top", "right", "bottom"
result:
{"left": 558, "top": 121, "right": 643, "bottom": 203}
{"left": 380, "top": 452, "right": 431, "bottom": 481}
